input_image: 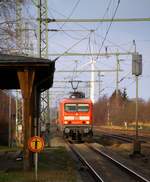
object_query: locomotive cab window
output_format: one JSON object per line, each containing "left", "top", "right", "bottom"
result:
{"left": 64, "top": 103, "right": 89, "bottom": 112}
{"left": 78, "top": 104, "right": 89, "bottom": 112}
{"left": 65, "top": 104, "right": 77, "bottom": 112}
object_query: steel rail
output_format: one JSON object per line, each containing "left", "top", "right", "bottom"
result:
{"left": 67, "top": 142, "right": 104, "bottom": 182}
{"left": 95, "top": 130, "right": 145, "bottom": 143}
{"left": 87, "top": 144, "right": 150, "bottom": 182}
{"left": 102, "top": 133, "right": 132, "bottom": 143}
{"left": 109, "top": 134, "right": 145, "bottom": 143}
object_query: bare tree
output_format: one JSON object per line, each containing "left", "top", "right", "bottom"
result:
{"left": 0, "top": 1, "right": 16, "bottom": 53}
{"left": 93, "top": 95, "right": 108, "bottom": 125}
{"left": 0, "top": 0, "right": 34, "bottom": 54}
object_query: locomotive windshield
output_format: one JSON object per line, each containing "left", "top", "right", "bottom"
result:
{"left": 65, "top": 104, "right": 76, "bottom": 112}
{"left": 78, "top": 104, "right": 89, "bottom": 112}
{"left": 64, "top": 103, "right": 89, "bottom": 112}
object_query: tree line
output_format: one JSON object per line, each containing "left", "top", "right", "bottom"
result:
{"left": 93, "top": 89, "right": 150, "bottom": 127}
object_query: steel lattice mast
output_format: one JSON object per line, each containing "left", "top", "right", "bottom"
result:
{"left": 37, "top": 0, "right": 50, "bottom": 138}
{"left": 15, "top": 0, "right": 23, "bottom": 146}
{"left": 16, "top": 0, "right": 22, "bottom": 53}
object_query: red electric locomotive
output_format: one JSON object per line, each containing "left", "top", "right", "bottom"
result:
{"left": 58, "top": 92, "right": 93, "bottom": 140}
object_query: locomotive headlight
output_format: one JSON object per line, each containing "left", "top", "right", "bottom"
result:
{"left": 64, "top": 121, "right": 68, "bottom": 124}
{"left": 86, "top": 121, "right": 90, "bottom": 124}
{"left": 79, "top": 116, "right": 90, "bottom": 120}
{"left": 64, "top": 116, "right": 74, "bottom": 120}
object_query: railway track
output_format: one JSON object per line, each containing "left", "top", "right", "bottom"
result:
{"left": 94, "top": 127, "right": 150, "bottom": 143}
{"left": 86, "top": 143, "right": 150, "bottom": 182}
{"left": 102, "top": 133, "right": 133, "bottom": 143}
{"left": 68, "top": 141, "right": 104, "bottom": 182}
{"left": 94, "top": 131, "right": 147, "bottom": 143}
{"left": 101, "top": 133, "right": 145, "bottom": 143}
{"left": 67, "top": 141, "right": 150, "bottom": 182}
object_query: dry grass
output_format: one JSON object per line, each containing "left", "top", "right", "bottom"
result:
{"left": 0, "top": 147, "right": 77, "bottom": 182}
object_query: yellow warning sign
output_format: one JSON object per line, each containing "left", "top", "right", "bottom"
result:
{"left": 28, "top": 136, "right": 44, "bottom": 152}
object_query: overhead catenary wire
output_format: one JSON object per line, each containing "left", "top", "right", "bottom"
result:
{"left": 57, "top": 0, "right": 81, "bottom": 29}
{"left": 51, "top": 0, "right": 119, "bottom": 49}
{"left": 95, "top": 0, "right": 113, "bottom": 32}
{"left": 0, "top": 1, "right": 148, "bottom": 103}
{"left": 48, "top": 2, "right": 135, "bottom": 54}
{"left": 48, "top": 0, "right": 83, "bottom": 41}
{"left": 95, "top": 0, "right": 121, "bottom": 61}
{"left": 48, "top": 0, "right": 121, "bottom": 50}
{"left": 53, "top": 32, "right": 91, "bottom": 62}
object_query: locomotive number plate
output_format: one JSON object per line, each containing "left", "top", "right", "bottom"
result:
{"left": 74, "top": 116, "right": 79, "bottom": 120}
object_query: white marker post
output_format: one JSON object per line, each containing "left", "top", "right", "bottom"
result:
{"left": 28, "top": 136, "right": 45, "bottom": 181}
{"left": 35, "top": 152, "right": 38, "bottom": 181}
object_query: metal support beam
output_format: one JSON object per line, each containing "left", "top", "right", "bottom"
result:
{"left": 48, "top": 52, "right": 133, "bottom": 57}
{"left": 132, "top": 40, "right": 141, "bottom": 155}
{"left": 56, "top": 69, "right": 122, "bottom": 73}
{"left": 53, "top": 80, "right": 107, "bottom": 83}
{"left": 39, "top": 17, "right": 150, "bottom": 23}
{"left": 37, "top": 0, "right": 48, "bottom": 58}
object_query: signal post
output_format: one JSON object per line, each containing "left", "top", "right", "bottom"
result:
{"left": 28, "top": 136, "right": 44, "bottom": 181}
{"left": 132, "top": 51, "right": 142, "bottom": 155}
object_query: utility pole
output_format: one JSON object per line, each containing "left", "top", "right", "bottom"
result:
{"left": 134, "top": 40, "right": 138, "bottom": 142}
{"left": 8, "top": 95, "right": 12, "bottom": 148}
{"left": 132, "top": 40, "right": 142, "bottom": 155}
{"left": 107, "top": 101, "right": 110, "bottom": 126}
{"left": 116, "top": 54, "right": 120, "bottom": 97}
{"left": 98, "top": 72, "right": 104, "bottom": 97}
{"left": 90, "top": 59, "right": 95, "bottom": 103}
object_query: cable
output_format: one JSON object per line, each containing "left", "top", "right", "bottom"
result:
{"left": 96, "top": 0, "right": 120, "bottom": 61}
{"left": 123, "top": 79, "right": 135, "bottom": 88}
{"left": 61, "top": 33, "right": 95, "bottom": 81}
{"left": 118, "top": 72, "right": 131, "bottom": 83}
{"left": 59, "top": 0, "right": 81, "bottom": 29}
{"left": 48, "top": 0, "right": 82, "bottom": 40}
{"left": 49, "top": 3, "right": 132, "bottom": 53}
{"left": 94, "top": 32, "right": 131, "bottom": 52}
{"left": 53, "top": 32, "right": 91, "bottom": 62}
{"left": 92, "top": 31, "right": 115, "bottom": 69}
{"left": 95, "top": 0, "right": 113, "bottom": 32}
